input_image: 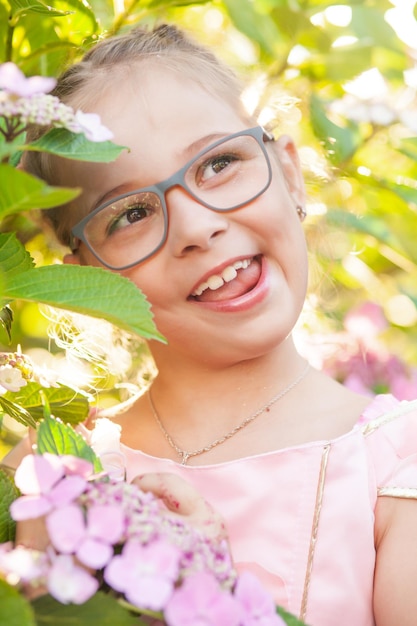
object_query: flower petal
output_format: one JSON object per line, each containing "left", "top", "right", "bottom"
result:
{"left": 60, "top": 455, "right": 94, "bottom": 478}
{"left": 87, "top": 504, "right": 124, "bottom": 544}
{"left": 14, "top": 454, "right": 63, "bottom": 495}
{"left": 49, "top": 475, "right": 87, "bottom": 507}
{"left": 76, "top": 537, "right": 113, "bottom": 569}
{"left": 0, "top": 62, "right": 56, "bottom": 96}
{"left": 46, "top": 504, "right": 86, "bottom": 553}
{"left": 126, "top": 576, "right": 173, "bottom": 611}
{"left": 10, "top": 495, "right": 52, "bottom": 521}
{"left": 47, "top": 554, "right": 98, "bottom": 604}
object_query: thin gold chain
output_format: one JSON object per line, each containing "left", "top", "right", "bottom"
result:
{"left": 148, "top": 362, "right": 310, "bottom": 465}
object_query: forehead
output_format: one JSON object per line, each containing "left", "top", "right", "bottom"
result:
{"left": 88, "top": 64, "right": 247, "bottom": 149}
{"left": 57, "top": 67, "right": 251, "bottom": 216}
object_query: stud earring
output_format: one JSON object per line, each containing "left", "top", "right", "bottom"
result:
{"left": 296, "top": 205, "right": 307, "bottom": 222}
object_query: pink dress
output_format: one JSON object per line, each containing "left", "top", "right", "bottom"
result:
{"left": 98, "top": 395, "right": 417, "bottom": 626}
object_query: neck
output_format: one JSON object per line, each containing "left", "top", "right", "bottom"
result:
{"left": 149, "top": 335, "right": 306, "bottom": 429}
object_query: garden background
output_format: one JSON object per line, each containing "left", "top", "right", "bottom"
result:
{"left": 1, "top": 0, "right": 417, "bottom": 456}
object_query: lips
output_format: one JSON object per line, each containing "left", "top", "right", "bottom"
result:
{"left": 190, "top": 256, "right": 262, "bottom": 303}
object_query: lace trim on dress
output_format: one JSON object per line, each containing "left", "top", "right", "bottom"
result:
{"left": 361, "top": 398, "right": 417, "bottom": 436}
{"left": 299, "top": 443, "right": 331, "bottom": 621}
{"left": 378, "top": 486, "right": 417, "bottom": 499}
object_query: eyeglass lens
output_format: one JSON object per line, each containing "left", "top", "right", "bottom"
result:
{"left": 81, "top": 131, "right": 271, "bottom": 269}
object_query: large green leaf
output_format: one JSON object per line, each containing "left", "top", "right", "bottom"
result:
{"left": 0, "top": 580, "right": 35, "bottom": 626}
{"left": 37, "top": 416, "right": 102, "bottom": 470}
{"left": 0, "top": 468, "right": 19, "bottom": 543}
{"left": 30, "top": 128, "right": 127, "bottom": 162}
{"left": 0, "top": 233, "right": 34, "bottom": 279}
{"left": 2, "top": 264, "right": 165, "bottom": 341}
{"left": 0, "top": 165, "right": 79, "bottom": 219}
{"left": 3, "top": 382, "right": 90, "bottom": 425}
{"left": 32, "top": 591, "right": 142, "bottom": 626}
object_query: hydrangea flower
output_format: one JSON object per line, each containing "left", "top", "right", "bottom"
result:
{"left": 0, "top": 62, "right": 113, "bottom": 143}
{"left": 74, "top": 110, "right": 114, "bottom": 142}
{"left": 0, "top": 62, "right": 56, "bottom": 97}
{"left": 10, "top": 454, "right": 92, "bottom": 520}
{"left": 0, "top": 544, "right": 48, "bottom": 584}
{"left": 234, "top": 571, "right": 286, "bottom": 626}
{"left": 46, "top": 554, "right": 99, "bottom": 604}
{"left": 46, "top": 502, "right": 124, "bottom": 569}
{"left": 0, "top": 364, "right": 27, "bottom": 392}
{"left": 164, "top": 571, "right": 243, "bottom": 626}
{"left": 104, "top": 538, "right": 181, "bottom": 611}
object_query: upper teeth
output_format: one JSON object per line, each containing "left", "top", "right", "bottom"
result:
{"left": 192, "top": 258, "right": 252, "bottom": 297}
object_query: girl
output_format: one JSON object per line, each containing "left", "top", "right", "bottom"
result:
{"left": 7, "top": 23, "right": 417, "bottom": 625}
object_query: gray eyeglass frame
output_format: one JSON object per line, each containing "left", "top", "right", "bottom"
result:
{"left": 70, "top": 125, "right": 274, "bottom": 270}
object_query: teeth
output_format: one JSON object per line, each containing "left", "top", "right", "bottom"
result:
{"left": 192, "top": 258, "right": 252, "bottom": 297}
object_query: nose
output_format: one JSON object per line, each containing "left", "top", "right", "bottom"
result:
{"left": 165, "top": 186, "right": 229, "bottom": 257}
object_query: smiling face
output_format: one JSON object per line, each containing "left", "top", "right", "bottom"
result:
{"left": 61, "top": 64, "right": 308, "bottom": 369}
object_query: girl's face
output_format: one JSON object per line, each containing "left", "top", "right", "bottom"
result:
{"left": 62, "top": 66, "right": 308, "bottom": 368}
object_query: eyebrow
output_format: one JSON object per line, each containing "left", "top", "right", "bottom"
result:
{"left": 91, "top": 131, "right": 234, "bottom": 212}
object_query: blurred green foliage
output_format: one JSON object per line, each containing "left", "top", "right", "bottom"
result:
{"left": 1, "top": 0, "right": 416, "bottom": 366}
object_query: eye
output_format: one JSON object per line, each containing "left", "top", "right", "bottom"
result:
{"left": 108, "top": 202, "right": 154, "bottom": 235}
{"left": 199, "top": 153, "right": 239, "bottom": 182}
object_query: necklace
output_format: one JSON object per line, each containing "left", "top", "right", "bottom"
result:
{"left": 148, "top": 362, "right": 310, "bottom": 465}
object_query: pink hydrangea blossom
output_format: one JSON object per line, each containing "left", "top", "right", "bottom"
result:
{"left": 0, "top": 62, "right": 56, "bottom": 97}
{"left": 164, "top": 571, "right": 243, "bottom": 626}
{"left": 10, "top": 454, "right": 91, "bottom": 520}
{"left": 104, "top": 538, "right": 181, "bottom": 611}
{"left": 46, "top": 502, "right": 124, "bottom": 569}
{"left": 74, "top": 110, "right": 114, "bottom": 142}
{"left": 46, "top": 554, "right": 98, "bottom": 604}
{"left": 234, "top": 571, "right": 286, "bottom": 626}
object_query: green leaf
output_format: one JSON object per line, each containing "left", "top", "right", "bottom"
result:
{"left": 0, "top": 468, "right": 19, "bottom": 543}
{"left": 30, "top": 128, "right": 128, "bottom": 162}
{"left": 0, "top": 579, "right": 36, "bottom": 626}
{"left": 0, "top": 165, "right": 79, "bottom": 219}
{"left": 0, "top": 395, "right": 37, "bottom": 428}
{"left": 277, "top": 605, "right": 306, "bottom": 625}
{"left": 0, "top": 233, "right": 34, "bottom": 280}
{"left": 3, "top": 382, "right": 90, "bottom": 425}
{"left": 37, "top": 416, "right": 102, "bottom": 471}
{"left": 3, "top": 264, "right": 165, "bottom": 341}
{"left": 223, "top": 0, "right": 283, "bottom": 57}
{"left": 310, "top": 94, "right": 362, "bottom": 165}
{"left": 32, "top": 591, "right": 140, "bottom": 626}
{"left": 10, "top": 0, "right": 72, "bottom": 17}
{"left": 0, "top": 305, "right": 13, "bottom": 342}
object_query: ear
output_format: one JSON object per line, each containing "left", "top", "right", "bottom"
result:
{"left": 273, "top": 134, "right": 306, "bottom": 209}
{"left": 63, "top": 253, "right": 81, "bottom": 265}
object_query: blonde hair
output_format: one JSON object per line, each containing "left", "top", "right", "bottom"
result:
{"left": 24, "top": 23, "right": 247, "bottom": 246}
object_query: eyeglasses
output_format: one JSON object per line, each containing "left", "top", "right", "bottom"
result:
{"left": 70, "top": 126, "right": 274, "bottom": 270}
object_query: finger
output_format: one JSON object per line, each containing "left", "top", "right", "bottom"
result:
{"left": 132, "top": 472, "right": 203, "bottom": 514}
{"left": 132, "top": 472, "right": 227, "bottom": 541}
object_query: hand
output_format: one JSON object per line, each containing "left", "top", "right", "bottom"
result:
{"left": 131, "top": 472, "right": 227, "bottom": 542}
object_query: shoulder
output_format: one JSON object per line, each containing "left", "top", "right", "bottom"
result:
{"left": 361, "top": 395, "right": 417, "bottom": 496}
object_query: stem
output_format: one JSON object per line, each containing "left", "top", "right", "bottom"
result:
{"left": 5, "top": 14, "right": 15, "bottom": 62}
{"left": 109, "top": 3, "right": 148, "bottom": 37}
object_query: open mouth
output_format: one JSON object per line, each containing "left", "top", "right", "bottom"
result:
{"left": 189, "top": 256, "right": 262, "bottom": 303}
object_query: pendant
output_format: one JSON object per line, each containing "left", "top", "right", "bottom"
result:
{"left": 180, "top": 451, "right": 190, "bottom": 465}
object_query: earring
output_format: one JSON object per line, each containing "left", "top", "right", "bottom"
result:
{"left": 296, "top": 205, "right": 307, "bottom": 222}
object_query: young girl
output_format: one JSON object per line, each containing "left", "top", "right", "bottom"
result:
{"left": 6, "top": 23, "right": 417, "bottom": 625}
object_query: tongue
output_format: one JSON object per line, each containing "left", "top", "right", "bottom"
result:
{"left": 195, "top": 258, "right": 261, "bottom": 303}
